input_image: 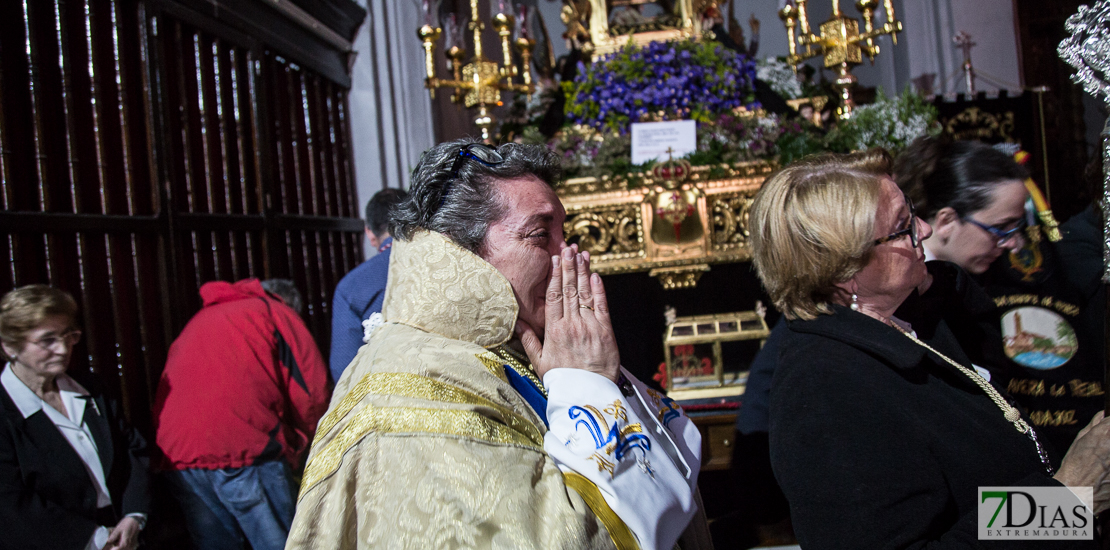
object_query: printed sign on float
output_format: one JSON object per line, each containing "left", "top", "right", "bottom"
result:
{"left": 631, "top": 121, "right": 696, "bottom": 165}
{"left": 978, "top": 486, "right": 1093, "bottom": 540}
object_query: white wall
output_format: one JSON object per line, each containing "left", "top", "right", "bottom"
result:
{"left": 780, "top": 0, "right": 1021, "bottom": 95}
{"left": 900, "top": 0, "right": 1022, "bottom": 93}
{"left": 348, "top": 0, "right": 436, "bottom": 257}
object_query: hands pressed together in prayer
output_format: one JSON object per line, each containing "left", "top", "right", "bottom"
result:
{"left": 516, "top": 244, "right": 622, "bottom": 383}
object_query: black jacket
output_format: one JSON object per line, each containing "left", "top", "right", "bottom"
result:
{"left": 769, "top": 294, "right": 1096, "bottom": 549}
{"left": 0, "top": 369, "right": 151, "bottom": 550}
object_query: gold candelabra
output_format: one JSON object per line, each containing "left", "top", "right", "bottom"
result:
{"left": 778, "top": 0, "right": 902, "bottom": 118}
{"left": 418, "top": 1, "right": 535, "bottom": 141}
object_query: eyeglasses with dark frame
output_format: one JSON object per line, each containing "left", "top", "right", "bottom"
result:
{"left": 962, "top": 216, "right": 1026, "bottom": 248}
{"left": 873, "top": 198, "right": 921, "bottom": 248}
{"left": 25, "top": 329, "right": 82, "bottom": 352}
{"left": 440, "top": 143, "right": 506, "bottom": 207}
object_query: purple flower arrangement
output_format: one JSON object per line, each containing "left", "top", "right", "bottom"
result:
{"left": 563, "top": 39, "right": 759, "bottom": 134}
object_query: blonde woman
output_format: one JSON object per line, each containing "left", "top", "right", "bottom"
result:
{"left": 751, "top": 150, "right": 1110, "bottom": 549}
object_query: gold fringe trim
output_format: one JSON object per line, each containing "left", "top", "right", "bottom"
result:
{"left": 300, "top": 372, "right": 545, "bottom": 498}
{"left": 300, "top": 404, "right": 544, "bottom": 499}
{"left": 563, "top": 472, "right": 640, "bottom": 550}
{"left": 314, "top": 368, "right": 378, "bottom": 442}
{"left": 315, "top": 355, "right": 512, "bottom": 444}
{"left": 475, "top": 352, "right": 511, "bottom": 382}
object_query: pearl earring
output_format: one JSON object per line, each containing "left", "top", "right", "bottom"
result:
{"left": 850, "top": 293, "right": 860, "bottom": 311}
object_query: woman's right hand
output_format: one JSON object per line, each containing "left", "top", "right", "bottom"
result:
{"left": 1053, "top": 411, "right": 1110, "bottom": 513}
{"left": 104, "top": 516, "right": 141, "bottom": 550}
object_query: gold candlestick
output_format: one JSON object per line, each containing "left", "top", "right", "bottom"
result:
{"left": 493, "top": 12, "right": 517, "bottom": 79}
{"left": 416, "top": 0, "right": 535, "bottom": 140}
{"left": 515, "top": 37, "right": 535, "bottom": 89}
{"left": 779, "top": 5, "right": 799, "bottom": 65}
{"left": 418, "top": 25, "right": 442, "bottom": 98}
{"left": 779, "top": 0, "right": 903, "bottom": 118}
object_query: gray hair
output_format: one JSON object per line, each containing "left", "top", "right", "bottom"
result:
{"left": 390, "top": 139, "right": 563, "bottom": 253}
{"left": 261, "top": 279, "right": 303, "bottom": 315}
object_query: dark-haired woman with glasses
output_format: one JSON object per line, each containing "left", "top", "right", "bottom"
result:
{"left": 0, "top": 284, "right": 150, "bottom": 550}
{"left": 751, "top": 149, "right": 1110, "bottom": 549}
{"left": 894, "top": 137, "right": 1029, "bottom": 274}
{"left": 895, "top": 136, "right": 1105, "bottom": 457}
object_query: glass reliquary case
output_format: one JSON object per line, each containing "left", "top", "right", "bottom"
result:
{"left": 663, "top": 310, "right": 770, "bottom": 398}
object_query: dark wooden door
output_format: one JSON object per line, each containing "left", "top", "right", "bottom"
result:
{"left": 0, "top": 0, "right": 366, "bottom": 436}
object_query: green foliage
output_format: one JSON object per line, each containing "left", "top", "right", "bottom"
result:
{"left": 773, "top": 124, "right": 827, "bottom": 166}
{"left": 1032, "top": 336, "right": 1055, "bottom": 350}
{"left": 539, "top": 81, "right": 940, "bottom": 187}
{"left": 823, "top": 88, "right": 941, "bottom": 154}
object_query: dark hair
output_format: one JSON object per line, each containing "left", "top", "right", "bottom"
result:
{"left": 364, "top": 188, "right": 409, "bottom": 238}
{"left": 390, "top": 138, "right": 563, "bottom": 253}
{"left": 261, "top": 279, "right": 303, "bottom": 315}
{"left": 893, "top": 137, "right": 1029, "bottom": 221}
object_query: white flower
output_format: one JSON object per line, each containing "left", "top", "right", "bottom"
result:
{"left": 362, "top": 312, "right": 384, "bottom": 344}
{"left": 756, "top": 57, "right": 804, "bottom": 99}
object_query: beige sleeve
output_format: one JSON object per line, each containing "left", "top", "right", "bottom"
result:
{"left": 287, "top": 433, "right": 620, "bottom": 550}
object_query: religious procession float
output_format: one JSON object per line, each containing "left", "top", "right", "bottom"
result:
{"left": 418, "top": 0, "right": 936, "bottom": 289}
{"left": 413, "top": 0, "right": 1070, "bottom": 402}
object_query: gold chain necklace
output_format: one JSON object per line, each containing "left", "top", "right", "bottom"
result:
{"left": 494, "top": 346, "right": 547, "bottom": 398}
{"left": 895, "top": 327, "right": 1054, "bottom": 476}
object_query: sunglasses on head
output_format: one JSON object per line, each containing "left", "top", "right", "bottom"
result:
{"left": 440, "top": 143, "right": 505, "bottom": 207}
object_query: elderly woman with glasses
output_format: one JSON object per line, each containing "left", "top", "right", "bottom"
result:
{"left": 895, "top": 136, "right": 1104, "bottom": 461}
{"left": 286, "top": 139, "right": 708, "bottom": 550}
{"left": 0, "top": 285, "right": 150, "bottom": 550}
{"left": 752, "top": 150, "right": 1110, "bottom": 549}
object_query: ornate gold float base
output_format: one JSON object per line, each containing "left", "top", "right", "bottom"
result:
{"left": 559, "top": 160, "right": 775, "bottom": 288}
{"left": 649, "top": 265, "right": 710, "bottom": 290}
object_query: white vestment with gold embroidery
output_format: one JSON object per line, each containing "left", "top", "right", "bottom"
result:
{"left": 286, "top": 231, "right": 706, "bottom": 550}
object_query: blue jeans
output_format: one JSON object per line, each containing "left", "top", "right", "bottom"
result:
{"left": 166, "top": 461, "right": 296, "bottom": 550}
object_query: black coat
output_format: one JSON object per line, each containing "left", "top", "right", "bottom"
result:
{"left": 0, "top": 370, "right": 151, "bottom": 550}
{"left": 769, "top": 292, "right": 1097, "bottom": 549}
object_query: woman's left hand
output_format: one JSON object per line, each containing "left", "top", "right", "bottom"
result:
{"left": 104, "top": 516, "right": 141, "bottom": 550}
{"left": 517, "top": 246, "right": 621, "bottom": 383}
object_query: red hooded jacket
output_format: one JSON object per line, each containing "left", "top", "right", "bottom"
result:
{"left": 153, "top": 279, "right": 330, "bottom": 470}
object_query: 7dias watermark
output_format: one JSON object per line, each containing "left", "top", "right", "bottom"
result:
{"left": 978, "top": 487, "right": 1093, "bottom": 540}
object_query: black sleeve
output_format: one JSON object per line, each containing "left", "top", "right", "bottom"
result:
{"left": 898, "top": 261, "right": 1002, "bottom": 369}
{"left": 769, "top": 341, "right": 1093, "bottom": 550}
{"left": 0, "top": 416, "right": 99, "bottom": 550}
{"left": 70, "top": 370, "right": 151, "bottom": 521}
{"left": 107, "top": 395, "right": 150, "bottom": 519}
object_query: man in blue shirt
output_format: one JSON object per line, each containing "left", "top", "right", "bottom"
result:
{"left": 329, "top": 188, "right": 408, "bottom": 381}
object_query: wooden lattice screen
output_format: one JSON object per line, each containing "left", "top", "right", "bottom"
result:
{"left": 0, "top": 0, "right": 366, "bottom": 435}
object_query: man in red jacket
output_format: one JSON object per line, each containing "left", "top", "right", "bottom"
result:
{"left": 153, "top": 279, "right": 329, "bottom": 550}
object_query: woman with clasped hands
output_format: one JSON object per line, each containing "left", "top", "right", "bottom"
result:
{"left": 286, "top": 140, "right": 707, "bottom": 550}
{"left": 0, "top": 285, "right": 150, "bottom": 550}
{"left": 750, "top": 150, "right": 1110, "bottom": 549}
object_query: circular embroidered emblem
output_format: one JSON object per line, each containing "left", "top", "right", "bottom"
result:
{"left": 1000, "top": 306, "right": 1078, "bottom": 369}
